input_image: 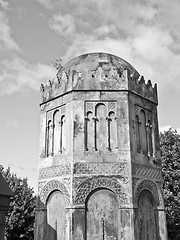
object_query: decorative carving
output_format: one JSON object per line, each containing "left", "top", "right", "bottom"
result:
{"left": 45, "top": 105, "right": 66, "bottom": 157}
{"left": 39, "top": 164, "right": 71, "bottom": 179}
{"left": 73, "top": 176, "right": 129, "bottom": 207}
{"left": 85, "top": 101, "right": 117, "bottom": 152}
{"left": 86, "top": 102, "right": 93, "bottom": 112}
{"left": 39, "top": 179, "right": 70, "bottom": 205}
{"left": 108, "top": 102, "right": 115, "bottom": 111}
{"left": 73, "top": 177, "right": 90, "bottom": 189}
{"left": 134, "top": 179, "right": 164, "bottom": 208}
{"left": 74, "top": 162, "right": 128, "bottom": 176}
{"left": 132, "top": 163, "right": 162, "bottom": 180}
{"left": 38, "top": 181, "right": 47, "bottom": 192}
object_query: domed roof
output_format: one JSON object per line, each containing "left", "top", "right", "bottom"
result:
{"left": 59, "top": 52, "right": 139, "bottom": 77}
{"left": 40, "top": 52, "right": 157, "bottom": 104}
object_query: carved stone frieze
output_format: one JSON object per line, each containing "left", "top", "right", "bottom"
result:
{"left": 73, "top": 176, "right": 129, "bottom": 207}
{"left": 39, "top": 179, "right": 70, "bottom": 205}
{"left": 39, "top": 163, "right": 71, "bottom": 179}
{"left": 73, "top": 162, "right": 128, "bottom": 176}
{"left": 132, "top": 163, "right": 162, "bottom": 180}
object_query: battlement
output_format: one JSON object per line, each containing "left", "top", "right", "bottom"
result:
{"left": 40, "top": 53, "right": 158, "bottom": 104}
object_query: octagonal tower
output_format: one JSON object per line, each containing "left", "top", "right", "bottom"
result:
{"left": 35, "top": 53, "right": 167, "bottom": 240}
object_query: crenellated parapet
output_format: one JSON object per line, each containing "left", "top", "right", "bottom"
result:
{"left": 40, "top": 53, "right": 157, "bottom": 104}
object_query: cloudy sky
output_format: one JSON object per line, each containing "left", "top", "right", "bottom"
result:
{"left": 0, "top": 0, "right": 180, "bottom": 191}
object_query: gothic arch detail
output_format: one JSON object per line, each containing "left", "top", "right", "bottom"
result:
{"left": 134, "top": 179, "right": 164, "bottom": 208}
{"left": 73, "top": 176, "right": 129, "bottom": 207}
{"left": 39, "top": 179, "right": 70, "bottom": 206}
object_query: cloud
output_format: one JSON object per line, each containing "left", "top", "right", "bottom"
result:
{"left": 49, "top": 14, "right": 76, "bottom": 38}
{"left": 0, "top": 0, "right": 9, "bottom": 9}
{"left": 45, "top": 0, "right": 180, "bottom": 93}
{"left": 0, "top": 11, "right": 19, "bottom": 51}
{"left": 37, "top": 0, "right": 53, "bottom": 9}
{"left": 0, "top": 58, "right": 56, "bottom": 95}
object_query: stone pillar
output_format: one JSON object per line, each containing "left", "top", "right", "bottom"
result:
{"left": 72, "top": 207, "right": 85, "bottom": 240}
{"left": 157, "top": 209, "right": 168, "bottom": 240}
{"left": 120, "top": 208, "right": 134, "bottom": 240}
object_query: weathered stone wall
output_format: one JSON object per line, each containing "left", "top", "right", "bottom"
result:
{"left": 35, "top": 52, "right": 167, "bottom": 240}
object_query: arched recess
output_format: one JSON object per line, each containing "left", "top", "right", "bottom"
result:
{"left": 135, "top": 190, "right": 158, "bottom": 240}
{"left": 85, "top": 111, "right": 93, "bottom": 151}
{"left": 86, "top": 188, "right": 119, "bottom": 240}
{"left": 74, "top": 176, "right": 129, "bottom": 207}
{"left": 53, "top": 110, "right": 61, "bottom": 155}
{"left": 60, "top": 115, "right": 66, "bottom": 153}
{"left": 135, "top": 115, "right": 140, "bottom": 152}
{"left": 39, "top": 179, "right": 70, "bottom": 206}
{"left": 47, "top": 190, "right": 66, "bottom": 240}
{"left": 133, "top": 179, "right": 164, "bottom": 209}
{"left": 95, "top": 103, "right": 107, "bottom": 151}
{"left": 46, "top": 120, "right": 53, "bottom": 156}
{"left": 107, "top": 110, "right": 117, "bottom": 151}
{"left": 139, "top": 109, "right": 148, "bottom": 154}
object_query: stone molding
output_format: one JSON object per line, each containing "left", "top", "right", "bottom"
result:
{"left": 133, "top": 179, "right": 164, "bottom": 208}
{"left": 73, "top": 176, "right": 129, "bottom": 207}
{"left": 39, "top": 179, "right": 70, "bottom": 206}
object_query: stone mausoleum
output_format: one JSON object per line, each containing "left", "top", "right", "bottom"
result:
{"left": 35, "top": 52, "right": 167, "bottom": 240}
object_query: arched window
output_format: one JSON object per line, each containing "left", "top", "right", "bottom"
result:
{"left": 139, "top": 110, "right": 148, "bottom": 154}
{"left": 53, "top": 110, "right": 60, "bottom": 155}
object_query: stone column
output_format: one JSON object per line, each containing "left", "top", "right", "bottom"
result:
{"left": 120, "top": 208, "right": 134, "bottom": 240}
{"left": 157, "top": 209, "right": 168, "bottom": 240}
{"left": 72, "top": 207, "right": 86, "bottom": 240}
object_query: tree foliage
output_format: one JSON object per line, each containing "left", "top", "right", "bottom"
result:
{"left": 160, "top": 129, "right": 180, "bottom": 240}
{"left": 0, "top": 166, "right": 36, "bottom": 240}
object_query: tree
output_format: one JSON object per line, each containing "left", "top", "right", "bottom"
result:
{"left": 160, "top": 129, "right": 180, "bottom": 240}
{"left": 0, "top": 166, "right": 36, "bottom": 240}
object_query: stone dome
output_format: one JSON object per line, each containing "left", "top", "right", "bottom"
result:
{"left": 59, "top": 52, "right": 139, "bottom": 76}
{"left": 40, "top": 52, "right": 157, "bottom": 104}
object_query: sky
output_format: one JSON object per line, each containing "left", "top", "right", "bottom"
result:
{"left": 0, "top": 0, "right": 180, "bottom": 192}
